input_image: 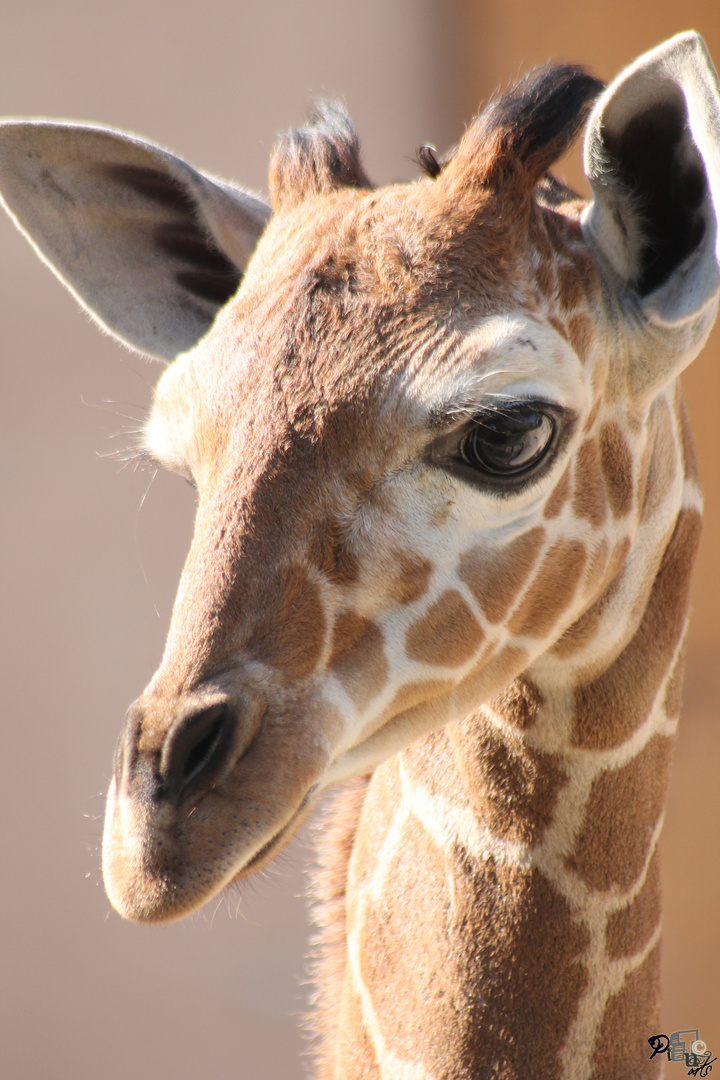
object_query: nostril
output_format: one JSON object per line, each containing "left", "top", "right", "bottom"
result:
{"left": 182, "top": 713, "right": 225, "bottom": 786}
{"left": 160, "top": 702, "right": 237, "bottom": 801}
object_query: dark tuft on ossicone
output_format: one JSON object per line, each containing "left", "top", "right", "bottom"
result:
{"left": 448, "top": 65, "right": 604, "bottom": 193}
{"left": 269, "top": 100, "right": 372, "bottom": 210}
{"left": 487, "top": 65, "right": 604, "bottom": 169}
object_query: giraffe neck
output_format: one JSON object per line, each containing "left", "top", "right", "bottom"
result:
{"left": 312, "top": 390, "right": 702, "bottom": 1080}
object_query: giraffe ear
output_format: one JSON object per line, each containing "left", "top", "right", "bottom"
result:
{"left": 582, "top": 32, "right": 720, "bottom": 391}
{"left": 0, "top": 121, "right": 271, "bottom": 360}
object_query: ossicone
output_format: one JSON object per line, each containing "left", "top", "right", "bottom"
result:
{"left": 444, "top": 65, "right": 604, "bottom": 195}
{"left": 269, "top": 100, "right": 372, "bottom": 210}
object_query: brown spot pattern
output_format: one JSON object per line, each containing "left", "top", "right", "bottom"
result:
{"left": 572, "top": 508, "right": 701, "bottom": 748}
{"left": 663, "top": 644, "right": 686, "bottom": 720}
{"left": 449, "top": 714, "right": 566, "bottom": 846}
{"left": 609, "top": 536, "right": 632, "bottom": 579}
{"left": 329, "top": 610, "right": 389, "bottom": 705}
{"left": 605, "top": 848, "right": 661, "bottom": 961}
{"left": 535, "top": 258, "right": 555, "bottom": 299}
{"left": 357, "top": 809, "right": 589, "bottom": 1078}
{"left": 589, "top": 944, "right": 661, "bottom": 1079}
{"left": 389, "top": 550, "right": 432, "bottom": 605}
{"left": 489, "top": 674, "right": 545, "bottom": 732}
{"left": 544, "top": 466, "right": 572, "bottom": 519}
{"left": 583, "top": 538, "right": 611, "bottom": 595}
{"left": 567, "top": 312, "right": 594, "bottom": 362}
{"left": 405, "top": 589, "right": 484, "bottom": 666}
{"left": 452, "top": 644, "right": 530, "bottom": 718}
{"left": 548, "top": 314, "right": 570, "bottom": 344}
{"left": 558, "top": 261, "right": 585, "bottom": 310}
{"left": 532, "top": 217, "right": 553, "bottom": 261}
{"left": 640, "top": 396, "right": 677, "bottom": 523}
{"left": 599, "top": 421, "right": 634, "bottom": 517}
{"left": 573, "top": 438, "right": 607, "bottom": 526}
{"left": 676, "top": 393, "right": 700, "bottom": 484}
{"left": 249, "top": 564, "right": 325, "bottom": 678}
{"left": 551, "top": 538, "right": 631, "bottom": 658}
{"left": 458, "top": 527, "right": 546, "bottom": 622}
{"left": 567, "top": 734, "right": 673, "bottom": 892}
{"left": 400, "top": 726, "right": 457, "bottom": 801}
{"left": 508, "top": 538, "right": 587, "bottom": 638}
{"left": 545, "top": 212, "right": 576, "bottom": 257}
{"left": 583, "top": 394, "right": 602, "bottom": 435}
{"left": 313, "top": 516, "right": 360, "bottom": 584}
{"left": 355, "top": 814, "right": 464, "bottom": 1071}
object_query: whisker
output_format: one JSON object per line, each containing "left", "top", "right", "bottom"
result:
{"left": 80, "top": 395, "right": 147, "bottom": 423}
{"left": 134, "top": 467, "right": 161, "bottom": 619}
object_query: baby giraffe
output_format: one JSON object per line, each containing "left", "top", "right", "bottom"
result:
{"left": 1, "top": 31, "right": 718, "bottom": 1080}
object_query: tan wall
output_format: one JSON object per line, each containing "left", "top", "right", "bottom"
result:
{"left": 1, "top": 3, "right": 717, "bottom": 1076}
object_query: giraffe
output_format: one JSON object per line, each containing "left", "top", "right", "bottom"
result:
{"left": 1, "top": 29, "right": 718, "bottom": 1080}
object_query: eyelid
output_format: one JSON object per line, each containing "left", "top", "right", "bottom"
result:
{"left": 428, "top": 396, "right": 563, "bottom": 436}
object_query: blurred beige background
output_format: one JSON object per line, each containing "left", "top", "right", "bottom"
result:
{"left": 0, "top": 3, "right": 717, "bottom": 1077}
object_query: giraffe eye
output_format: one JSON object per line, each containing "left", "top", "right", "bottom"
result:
{"left": 426, "top": 399, "right": 570, "bottom": 493}
{"left": 459, "top": 408, "right": 555, "bottom": 477}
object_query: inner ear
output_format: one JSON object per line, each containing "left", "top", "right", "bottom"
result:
{"left": 604, "top": 88, "right": 708, "bottom": 296}
{"left": 581, "top": 33, "right": 720, "bottom": 394}
{"left": 105, "top": 163, "right": 242, "bottom": 308}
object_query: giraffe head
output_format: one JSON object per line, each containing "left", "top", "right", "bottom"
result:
{"left": 1, "top": 32, "right": 718, "bottom": 923}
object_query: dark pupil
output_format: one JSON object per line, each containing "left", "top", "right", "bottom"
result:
{"left": 462, "top": 411, "right": 553, "bottom": 475}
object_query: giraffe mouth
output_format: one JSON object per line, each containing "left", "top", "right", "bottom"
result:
{"left": 235, "top": 784, "right": 319, "bottom": 878}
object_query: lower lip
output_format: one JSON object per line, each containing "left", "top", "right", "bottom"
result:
{"left": 238, "top": 785, "right": 318, "bottom": 874}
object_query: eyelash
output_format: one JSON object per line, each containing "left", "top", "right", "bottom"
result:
{"left": 426, "top": 400, "right": 570, "bottom": 493}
